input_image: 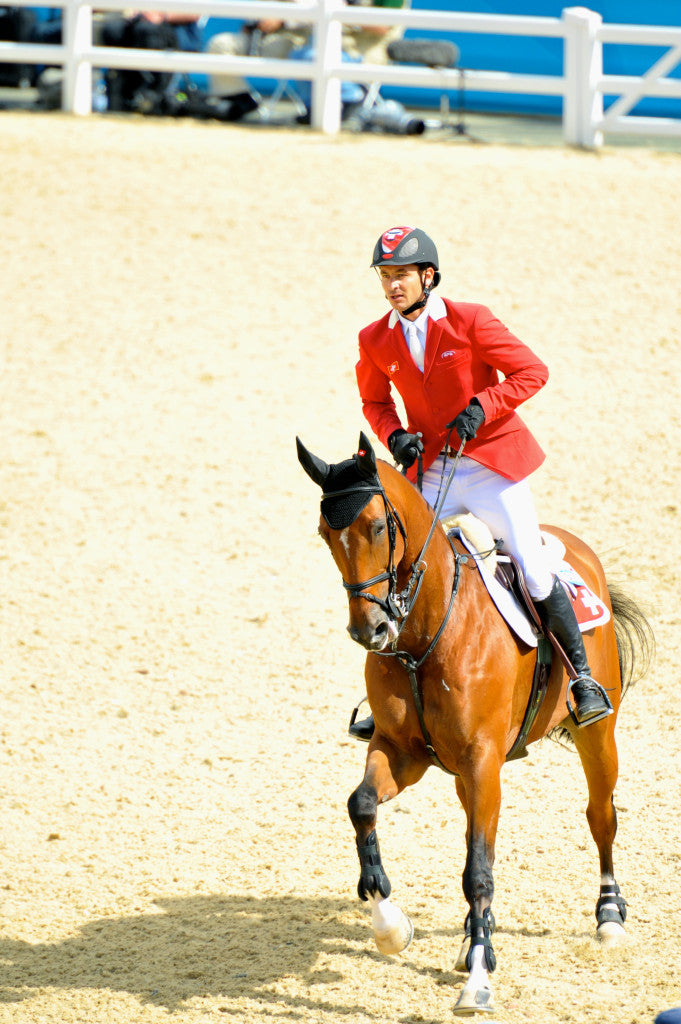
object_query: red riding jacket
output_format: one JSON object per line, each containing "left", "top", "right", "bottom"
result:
{"left": 356, "top": 297, "right": 549, "bottom": 483}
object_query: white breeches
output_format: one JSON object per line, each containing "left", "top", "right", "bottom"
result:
{"left": 422, "top": 455, "right": 554, "bottom": 600}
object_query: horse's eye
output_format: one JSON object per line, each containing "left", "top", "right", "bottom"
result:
{"left": 373, "top": 521, "right": 386, "bottom": 538}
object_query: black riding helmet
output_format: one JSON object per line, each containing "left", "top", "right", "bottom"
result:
{"left": 371, "top": 226, "right": 441, "bottom": 315}
{"left": 371, "top": 226, "right": 441, "bottom": 288}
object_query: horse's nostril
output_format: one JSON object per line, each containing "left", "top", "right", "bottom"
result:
{"left": 347, "top": 620, "right": 390, "bottom": 651}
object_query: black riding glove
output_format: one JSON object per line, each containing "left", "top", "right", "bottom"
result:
{"left": 388, "top": 429, "right": 424, "bottom": 470}
{"left": 446, "top": 399, "right": 485, "bottom": 442}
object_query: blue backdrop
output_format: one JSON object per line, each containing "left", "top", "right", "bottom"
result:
{"left": 201, "top": 2, "right": 681, "bottom": 117}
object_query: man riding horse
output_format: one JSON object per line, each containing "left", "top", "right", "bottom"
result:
{"left": 350, "top": 224, "right": 611, "bottom": 738}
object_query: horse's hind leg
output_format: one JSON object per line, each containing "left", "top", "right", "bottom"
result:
{"left": 347, "top": 739, "right": 427, "bottom": 955}
{"left": 572, "top": 720, "right": 627, "bottom": 946}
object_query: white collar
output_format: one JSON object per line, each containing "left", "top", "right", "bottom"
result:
{"left": 389, "top": 294, "right": 446, "bottom": 329}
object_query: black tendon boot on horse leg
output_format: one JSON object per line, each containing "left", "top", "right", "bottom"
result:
{"left": 535, "top": 578, "right": 613, "bottom": 727}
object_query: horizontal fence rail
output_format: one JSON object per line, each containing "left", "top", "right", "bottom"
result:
{"left": 596, "top": 22, "right": 681, "bottom": 138}
{"left": 1, "top": 1, "right": 680, "bottom": 146}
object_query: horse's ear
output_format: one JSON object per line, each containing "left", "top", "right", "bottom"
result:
{"left": 296, "top": 436, "right": 330, "bottom": 488}
{"left": 356, "top": 431, "right": 378, "bottom": 479}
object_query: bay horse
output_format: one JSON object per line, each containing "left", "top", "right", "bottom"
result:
{"left": 296, "top": 431, "right": 653, "bottom": 1016}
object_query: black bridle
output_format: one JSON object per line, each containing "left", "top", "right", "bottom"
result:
{"left": 332, "top": 442, "right": 468, "bottom": 774}
{"left": 330, "top": 486, "right": 413, "bottom": 622}
{"left": 333, "top": 444, "right": 466, "bottom": 640}
{"left": 320, "top": 477, "right": 429, "bottom": 632}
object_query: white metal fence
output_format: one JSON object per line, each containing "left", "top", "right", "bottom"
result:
{"left": 1, "top": 0, "right": 680, "bottom": 146}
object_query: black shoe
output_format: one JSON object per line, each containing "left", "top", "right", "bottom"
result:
{"left": 348, "top": 713, "right": 374, "bottom": 742}
{"left": 568, "top": 675, "right": 613, "bottom": 727}
{"left": 212, "top": 91, "right": 259, "bottom": 122}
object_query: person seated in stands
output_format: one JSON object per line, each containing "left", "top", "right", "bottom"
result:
{"left": 290, "top": 0, "right": 422, "bottom": 134}
{"left": 204, "top": 0, "right": 310, "bottom": 122}
{"left": 342, "top": 0, "right": 405, "bottom": 66}
{"left": 102, "top": 8, "right": 202, "bottom": 113}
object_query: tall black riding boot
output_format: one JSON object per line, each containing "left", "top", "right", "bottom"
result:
{"left": 535, "top": 578, "right": 613, "bottom": 727}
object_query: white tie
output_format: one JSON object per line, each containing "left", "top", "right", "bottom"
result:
{"left": 407, "top": 322, "right": 424, "bottom": 372}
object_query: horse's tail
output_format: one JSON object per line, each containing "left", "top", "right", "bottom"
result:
{"left": 608, "top": 580, "right": 655, "bottom": 696}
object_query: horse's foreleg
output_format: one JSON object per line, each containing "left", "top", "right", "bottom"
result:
{"left": 573, "top": 722, "right": 627, "bottom": 946}
{"left": 348, "top": 741, "right": 426, "bottom": 955}
{"left": 453, "top": 774, "right": 473, "bottom": 972}
{"left": 453, "top": 753, "right": 502, "bottom": 1017}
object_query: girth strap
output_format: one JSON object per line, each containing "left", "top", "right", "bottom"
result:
{"left": 505, "top": 635, "right": 552, "bottom": 762}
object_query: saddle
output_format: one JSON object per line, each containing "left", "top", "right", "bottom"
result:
{"left": 444, "top": 515, "right": 610, "bottom": 651}
{"left": 444, "top": 517, "right": 611, "bottom": 761}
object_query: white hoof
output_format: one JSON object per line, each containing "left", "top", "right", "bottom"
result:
{"left": 453, "top": 985, "right": 495, "bottom": 1016}
{"left": 369, "top": 895, "right": 414, "bottom": 955}
{"left": 454, "top": 935, "right": 469, "bottom": 973}
{"left": 597, "top": 921, "right": 626, "bottom": 947}
{"left": 453, "top": 943, "right": 494, "bottom": 1016}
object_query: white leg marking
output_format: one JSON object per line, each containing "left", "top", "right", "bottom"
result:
{"left": 368, "top": 894, "right": 414, "bottom": 955}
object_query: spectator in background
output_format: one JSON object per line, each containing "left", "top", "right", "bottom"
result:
{"left": 290, "top": 0, "right": 423, "bottom": 134}
{"left": 20, "top": 5, "right": 202, "bottom": 111}
{"left": 102, "top": 9, "right": 203, "bottom": 112}
{"left": 204, "top": 0, "right": 310, "bottom": 122}
{"left": 342, "top": 0, "right": 405, "bottom": 65}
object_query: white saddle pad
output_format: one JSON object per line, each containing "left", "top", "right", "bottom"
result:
{"left": 451, "top": 529, "right": 611, "bottom": 648}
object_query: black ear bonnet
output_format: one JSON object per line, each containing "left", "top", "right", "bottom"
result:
{"left": 296, "top": 432, "right": 384, "bottom": 530}
{"left": 320, "top": 455, "right": 383, "bottom": 530}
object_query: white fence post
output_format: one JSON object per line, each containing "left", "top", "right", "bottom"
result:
{"left": 562, "top": 6, "right": 603, "bottom": 147}
{"left": 311, "top": 0, "right": 342, "bottom": 133}
{"left": 63, "top": 0, "right": 93, "bottom": 114}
